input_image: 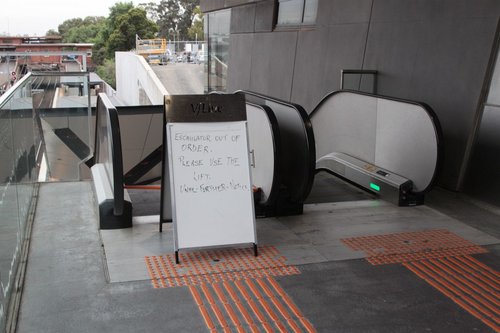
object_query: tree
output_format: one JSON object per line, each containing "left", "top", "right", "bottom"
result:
{"left": 140, "top": 0, "right": 199, "bottom": 40}
{"left": 58, "top": 18, "right": 84, "bottom": 38}
{"left": 93, "top": 4, "right": 136, "bottom": 82}
{"left": 62, "top": 17, "right": 106, "bottom": 43}
{"left": 141, "top": 0, "right": 180, "bottom": 38}
{"left": 107, "top": 7, "right": 158, "bottom": 56}
{"left": 107, "top": 2, "right": 135, "bottom": 32}
{"left": 177, "top": 0, "right": 198, "bottom": 40}
{"left": 96, "top": 58, "right": 116, "bottom": 88}
{"left": 94, "top": 2, "right": 135, "bottom": 56}
{"left": 45, "top": 29, "right": 60, "bottom": 36}
{"left": 187, "top": 6, "right": 203, "bottom": 41}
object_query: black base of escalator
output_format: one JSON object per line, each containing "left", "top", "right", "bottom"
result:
{"left": 99, "top": 200, "right": 133, "bottom": 229}
{"left": 255, "top": 188, "right": 303, "bottom": 218}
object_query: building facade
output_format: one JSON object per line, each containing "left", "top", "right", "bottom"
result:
{"left": 201, "top": 0, "right": 500, "bottom": 206}
{"left": 0, "top": 36, "right": 93, "bottom": 69}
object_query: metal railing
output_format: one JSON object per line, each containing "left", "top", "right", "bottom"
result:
{"left": 0, "top": 71, "right": 93, "bottom": 332}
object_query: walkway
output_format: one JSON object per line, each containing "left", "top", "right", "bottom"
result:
{"left": 152, "top": 62, "right": 204, "bottom": 94}
{"left": 15, "top": 181, "right": 500, "bottom": 332}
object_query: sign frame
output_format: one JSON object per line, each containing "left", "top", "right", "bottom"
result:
{"left": 160, "top": 94, "right": 258, "bottom": 263}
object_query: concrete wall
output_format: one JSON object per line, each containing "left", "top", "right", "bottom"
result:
{"left": 201, "top": 0, "right": 260, "bottom": 12}
{"left": 463, "top": 45, "right": 500, "bottom": 206}
{"left": 201, "top": 0, "right": 500, "bottom": 191}
{"left": 115, "top": 52, "right": 168, "bottom": 106}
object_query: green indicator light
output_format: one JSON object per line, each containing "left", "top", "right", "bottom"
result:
{"left": 370, "top": 183, "right": 380, "bottom": 192}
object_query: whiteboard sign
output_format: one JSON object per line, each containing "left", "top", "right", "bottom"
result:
{"left": 167, "top": 121, "right": 256, "bottom": 250}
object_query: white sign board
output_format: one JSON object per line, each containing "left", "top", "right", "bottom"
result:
{"left": 167, "top": 121, "right": 256, "bottom": 250}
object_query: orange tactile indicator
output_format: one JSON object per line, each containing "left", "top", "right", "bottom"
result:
{"left": 144, "top": 245, "right": 300, "bottom": 288}
{"left": 189, "top": 277, "right": 316, "bottom": 333}
{"left": 404, "top": 256, "right": 500, "bottom": 332}
{"left": 342, "top": 229, "right": 499, "bottom": 332}
{"left": 341, "top": 229, "right": 488, "bottom": 265}
{"left": 145, "top": 246, "right": 316, "bottom": 332}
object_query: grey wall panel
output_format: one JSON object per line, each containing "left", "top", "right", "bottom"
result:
{"left": 227, "top": 34, "right": 254, "bottom": 90}
{"left": 226, "top": 0, "right": 259, "bottom": 7}
{"left": 207, "top": 0, "right": 500, "bottom": 191}
{"left": 201, "top": 0, "right": 225, "bottom": 12}
{"left": 254, "top": 0, "right": 275, "bottom": 32}
{"left": 487, "top": 51, "right": 500, "bottom": 106}
{"left": 463, "top": 25, "right": 500, "bottom": 205}
{"left": 464, "top": 105, "right": 500, "bottom": 204}
{"left": 371, "top": 0, "right": 500, "bottom": 21}
{"left": 289, "top": 29, "right": 332, "bottom": 112}
{"left": 248, "top": 32, "right": 298, "bottom": 101}
{"left": 201, "top": 0, "right": 259, "bottom": 12}
{"left": 291, "top": 25, "right": 368, "bottom": 112}
{"left": 363, "top": 6, "right": 499, "bottom": 189}
{"left": 316, "top": 0, "right": 372, "bottom": 27}
{"left": 230, "top": 4, "right": 256, "bottom": 33}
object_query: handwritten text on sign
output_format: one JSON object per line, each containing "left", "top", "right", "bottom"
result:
{"left": 171, "top": 125, "right": 251, "bottom": 196}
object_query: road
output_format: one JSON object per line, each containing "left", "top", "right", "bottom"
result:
{"left": 151, "top": 62, "right": 205, "bottom": 95}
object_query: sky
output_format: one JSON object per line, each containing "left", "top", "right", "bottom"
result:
{"left": 1, "top": 0, "right": 159, "bottom": 36}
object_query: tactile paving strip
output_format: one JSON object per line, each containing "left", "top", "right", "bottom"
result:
{"left": 342, "top": 229, "right": 499, "bottom": 331}
{"left": 145, "top": 245, "right": 300, "bottom": 288}
{"left": 404, "top": 255, "right": 500, "bottom": 332}
{"left": 189, "top": 277, "right": 316, "bottom": 333}
{"left": 341, "top": 229, "right": 488, "bottom": 265}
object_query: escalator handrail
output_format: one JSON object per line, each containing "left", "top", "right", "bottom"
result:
{"left": 239, "top": 90, "right": 316, "bottom": 203}
{"left": 247, "top": 101, "right": 282, "bottom": 208}
{"left": 94, "top": 93, "right": 125, "bottom": 215}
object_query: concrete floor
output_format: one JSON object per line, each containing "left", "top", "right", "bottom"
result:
{"left": 103, "top": 200, "right": 498, "bottom": 283}
{"left": 15, "top": 178, "right": 500, "bottom": 332}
